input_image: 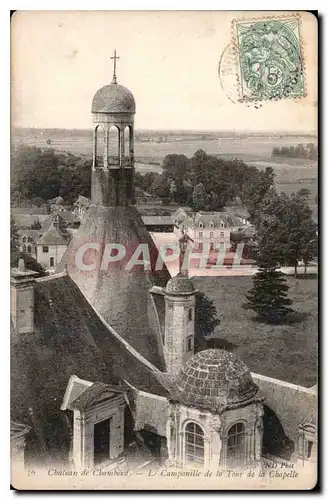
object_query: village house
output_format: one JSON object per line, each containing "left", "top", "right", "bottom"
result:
{"left": 173, "top": 208, "right": 246, "bottom": 251}
{"left": 36, "top": 214, "right": 68, "bottom": 270}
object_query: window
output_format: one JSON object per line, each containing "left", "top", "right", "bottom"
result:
{"left": 28, "top": 236, "right": 33, "bottom": 242}
{"left": 199, "top": 222, "right": 203, "bottom": 229}
{"left": 188, "top": 308, "right": 193, "bottom": 321}
{"left": 43, "top": 246, "right": 49, "bottom": 253}
{"left": 220, "top": 221, "right": 225, "bottom": 228}
{"left": 27, "top": 245, "right": 31, "bottom": 253}
{"left": 22, "top": 244, "right": 26, "bottom": 252}
{"left": 210, "top": 231, "right": 214, "bottom": 238}
{"left": 187, "top": 336, "right": 193, "bottom": 351}
{"left": 184, "top": 422, "right": 204, "bottom": 465}
{"left": 306, "top": 440, "right": 313, "bottom": 459}
{"left": 198, "top": 232, "right": 203, "bottom": 238}
{"left": 23, "top": 237, "right": 26, "bottom": 243}
{"left": 220, "top": 231, "right": 225, "bottom": 238}
{"left": 227, "top": 422, "right": 246, "bottom": 467}
{"left": 50, "top": 257, "right": 55, "bottom": 267}
{"left": 210, "top": 221, "right": 214, "bottom": 228}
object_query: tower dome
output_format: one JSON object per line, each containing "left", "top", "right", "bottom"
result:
{"left": 171, "top": 349, "right": 258, "bottom": 413}
{"left": 91, "top": 83, "right": 136, "bottom": 114}
{"left": 166, "top": 273, "right": 195, "bottom": 296}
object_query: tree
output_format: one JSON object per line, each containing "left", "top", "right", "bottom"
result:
{"left": 244, "top": 266, "right": 293, "bottom": 323}
{"left": 194, "top": 292, "right": 220, "bottom": 352}
{"left": 255, "top": 190, "right": 317, "bottom": 275}
{"left": 150, "top": 174, "right": 170, "bottom": 200}
{"left": 297, "top": 188, "right": 311, "bottom": 199}
{"left": 10, "top": 215, "right": 20, "bottom": 254}
{"left": 285, "top": 193, "right": 317, "bottom": 275}
{"left": 192, "top": 182, "right": 206, "bottom": 210}
{"left": 241, "top": 167, "right": 275, "bottom": 223}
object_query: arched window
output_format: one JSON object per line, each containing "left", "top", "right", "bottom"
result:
{"left": 184, "top": 422, "right": 204, "bottom": 465}
{"left": 23, "top": 237, "right": 26, "bottom": 243}
{"left": 27, "top": 245, "right": 31, "bottom": 253}
{"left": 227, "top": 422, "right": 246, "bottom": 467}
{"left": 108, "top": 125, "right": 120, "bottom": 160}
{"left": 95, "top": 125, "right": 105, "bottom": 167}
{"left": 22, "top": 244, "right": 26, "bottom": 252}
{"left": 124, "top": 126, "right": 130, "bottom": 159}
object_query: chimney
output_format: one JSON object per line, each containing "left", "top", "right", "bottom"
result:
{"left": 11, "top": 259, "right": 38, "bottom": 336}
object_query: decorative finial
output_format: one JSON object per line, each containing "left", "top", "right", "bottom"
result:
{"left": 179, "top": 226, "right": 189, "bottom": 277}
{"left": 110, "top": 49, "right": 120, "bottom": 84}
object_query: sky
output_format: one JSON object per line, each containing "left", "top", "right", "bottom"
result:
{"left": 11, "top": 11, "right": 317, "bottom": 132}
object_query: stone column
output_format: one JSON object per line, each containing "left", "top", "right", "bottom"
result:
{"left": 103, "top": 126, "right": 109, "bottom": 170}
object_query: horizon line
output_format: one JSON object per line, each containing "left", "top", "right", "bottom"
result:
{"left": 11, "top": 126, "right": 317, "bottom": 136}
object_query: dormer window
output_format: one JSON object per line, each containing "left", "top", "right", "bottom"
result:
{"left": 220, "top": 221, "right": 225, "bottom": 228}
{"left": 199, "top": 222, "right": 203, "bottom": 229}
{"left": 210, "top": 221, "right": 214, "bottom": 228}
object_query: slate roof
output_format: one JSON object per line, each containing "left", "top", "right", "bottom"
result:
{"left": 142, "top": 216, "right": 174, "bottom": 226}
{"left": 57, "top": 205, "right": 170, "bottom": 371}
{"left": 70, "top": 382, "right": 122, "bottom": 411}
{"left": 14, "top": 214, "right": 49, "bottom": 230}
{"left": 92, "top": 83, "right": 136, "bottom": 114}
{"left": 173, "top": 209, "right": 244, "bottom": 230}
{"left": 74, "top": 195, "right": 90, "bottom": 206}
{"left": 37, "top": 225, "right": 68, "bottom": 246}
{"left": 11, "top": 273, "right": 170, "bottom": 455}
{"left": 166, "top": 274, "right": 196, "bottom": 296}
{"left": 170, "top": 349, "right": 259, "bottom": 413}
{"left": 252, "top": 373, "right": 317, "bottom": 459}
{"left": 192, "top": 212, "right": 244, "bottom": 229}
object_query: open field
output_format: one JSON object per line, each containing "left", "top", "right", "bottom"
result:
{"left": 193, "top": 275, "right": 318, "bottom": 388}
{"left": 12, "top": 128, "right": 318, "bottom": 211}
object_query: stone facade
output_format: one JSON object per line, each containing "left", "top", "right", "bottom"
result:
{"left": 10, "top": 264, "right": 38, "bottom": 336}
{"left": 166, "top": 401, "right": 263, "bottom": 470}
{"left": 71, "top": 392, "right": 126, "bottom": 470}
{"left": 164, "top": 293, "right": 196, "bottom": 377}
{"left": 37, "top": 243, "right": 67, "bottom": 269}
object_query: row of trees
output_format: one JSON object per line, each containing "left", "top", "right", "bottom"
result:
{"left": 135, "top": 150, "right": 276, "bottom": 212}
{"left": 12, "top": 146, "right": 277, "bottom": 215}
{"left": 11, "top": 146, "right": 92, "bottom": 206}
{"left": 272, "top": 143, "right": 317, "bottom": 160}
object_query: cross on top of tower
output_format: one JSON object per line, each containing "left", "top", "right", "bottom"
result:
{"left": 110, "top": 49, "right": 120, "bottom": 84}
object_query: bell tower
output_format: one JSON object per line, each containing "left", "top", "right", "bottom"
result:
{"left": 91, "top": 50, "right": 136, "bottom": 207}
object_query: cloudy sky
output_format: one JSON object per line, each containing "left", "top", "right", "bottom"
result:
{"left": 11, "top": 10, "right": 317, "bottom": 132}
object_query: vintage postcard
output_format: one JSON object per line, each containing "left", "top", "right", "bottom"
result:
{"left": 10, "top": 10, "right": 318, "bottom": 490}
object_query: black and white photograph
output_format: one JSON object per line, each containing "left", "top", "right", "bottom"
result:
{"left": 9, "top": 10, "right": 318, "bottom": 490}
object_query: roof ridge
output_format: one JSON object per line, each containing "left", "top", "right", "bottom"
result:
{"left": 88, "top": 299, "right": 164, "bottom": 377}
{"left": 36, "top": 271, "right": 67, "bottom": 282}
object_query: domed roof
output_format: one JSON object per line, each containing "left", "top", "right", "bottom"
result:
{"left": 166, "top": 274, "right": 195, "bottom": 296}
{"left": 171, "top": 349, "right": 258, "bottom": 413}
{"left": 92, "top": 83, "right": 136, "bottom": 114}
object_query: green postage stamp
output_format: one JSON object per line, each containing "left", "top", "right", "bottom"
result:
{"left": 233, "top": 16, "right": 305, "bottom": 101}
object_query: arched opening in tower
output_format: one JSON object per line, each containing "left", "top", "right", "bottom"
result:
{"left": 94, "top": 125, "right": 105, "bottom": 168}
{"left": 108, "top": 125, "right": 120, "bottom": 165}
{"left": 124, "top": 126, "right": 130, "bottom": 164}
